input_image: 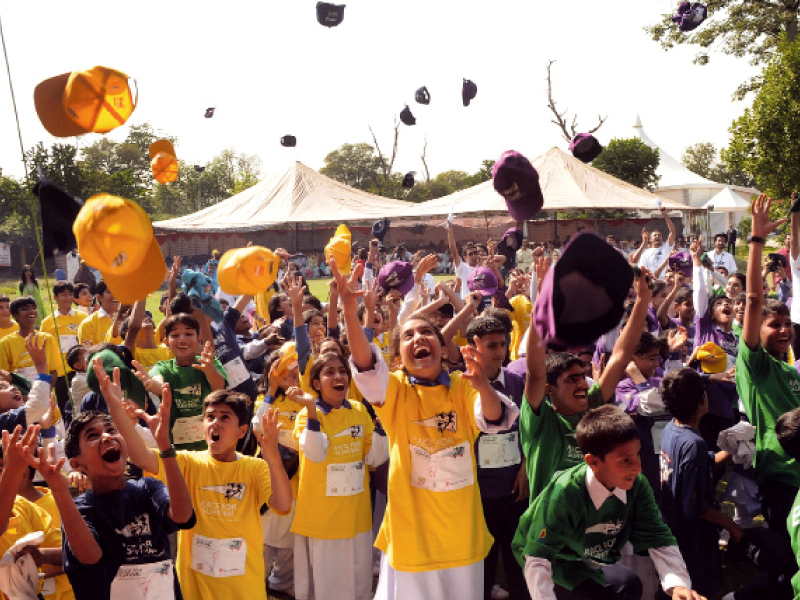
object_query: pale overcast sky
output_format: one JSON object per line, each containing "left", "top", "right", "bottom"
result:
{"left": 0, "top": 0, "right": 760, "bottom": 182}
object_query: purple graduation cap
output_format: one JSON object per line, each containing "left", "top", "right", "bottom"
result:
{"left": 204, "top": 107, "right": 215, "bottom": 118}
{"left": 534, "top": 232, "right": 633, "bottom": 346}
{"left": 492, "top": 150, "right": 544, "bottom": 221}
{"left": 462, "top": 79, "right": 477, "bottom": 106}
{"left": 317, "top": 2, "right": 345, "bottom": 27}
{"left": 400, "top": 105, "right": 416, "bottom": 126}
{"left": 372, "top": 219, "right": 390, "bottom": 241}
{"left": 402, "top": 172, "right": 416, "bottom": 189}
{"left": 280, "top": 135, "right": 297, "bottom": 147}
{"left": 668, "top": 252, "right": 693, "bottom": 278}
{"left": 415, "top": 86, "right": 431, "bottom": 105}
{"left": 672, "top": 2, "right": 707, "bottom": 32}
{"left": 569, "top": 133, "right": 603, "bottom": 163}
{"left": 378, "top": 261, "right": 414, "bottom": 296}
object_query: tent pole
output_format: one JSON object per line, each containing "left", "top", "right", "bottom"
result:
{"left": 484, "top": 212, "right": 490, "bottom": 241}
{"left": 294, "top": 223, "right": 299, "bottom": 252}
{"left": 552, "top": 212, "right": 558, "bottom": 242}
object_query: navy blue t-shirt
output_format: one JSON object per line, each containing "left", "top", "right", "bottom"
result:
{"left": 211, "top": 307, "right": 258, "bottom": 401}
{"left": 659, "top": 420, "right": 716, "bottom": 536}
{"left": 63, "top": 477, "right": 196, "bottom": 600}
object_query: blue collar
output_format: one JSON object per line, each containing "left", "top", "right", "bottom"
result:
{"left": 316, "top": 398, "right": 352, "bottom": 414}
{"left": 408, "top": 370, "right": 451, "bottom": 388}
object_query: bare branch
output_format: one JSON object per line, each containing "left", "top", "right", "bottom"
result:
{"left": 421, "top": 136, "right": 430, "bottom": 183}
{"left": 546, "top": 59, "right": 607, "bottom": 141}
{"left": 368, "top": 124, "right": 390, "bottom": 181}
{"left": 388, "top": 117, "right": 400, "bottom": 174}
{"left": 588, "top": 115, "right": 607, "bottom": 134}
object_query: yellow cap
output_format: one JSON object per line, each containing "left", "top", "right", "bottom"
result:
{"left": 697, "top": 342, "right": 726, "bottom": 374}
{"left": 217, "top": 246, "right": 280, "bottom": 295}
{"left": 274, "top": 342, "right": 299, "bottom": 380}
{"left": 34, "top": 66, "right": 136, "bottom": 138}
{"left": 149, "top": 140, "right": 178, "bottom": 184}
{"left": 73, "top": 194, "right": 166, "bottom": 304}
{"left": 325, "top": 224, "right": 352, "bottom": 275}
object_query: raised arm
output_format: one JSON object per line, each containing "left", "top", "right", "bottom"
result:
{"left": 332, "top": 260, "right": 370, "bottom": 370}
{"left": 657, "top": 273, "right": 684, "bottom": 329}
{"left": 630, "top": 228, "right": 648, "bottom": 266}
{"left": 124, "top": 300, "right": 146, "bottom": 356}
{"left": 448, "top": 225, "right": 462, "bottom": 268}
{"left": 690, "top": 238, "right": 709, "bottom": 318}
{"left": 662, "top": 206, "right": 677, "bottom": 249}
{"left": 234, "top": 293, "right": 253, "bottom": 315}
{"left": 524, "top": 319, "right": 547, "bottom": 411}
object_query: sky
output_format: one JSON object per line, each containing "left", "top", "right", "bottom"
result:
{"left": 0, "top": 1, "right": 761, "bottom": 183}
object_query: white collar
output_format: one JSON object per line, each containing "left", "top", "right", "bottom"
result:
{"left": 97, "top": 308, "right": 112, "bottom": 319}
{"left": 585, "top": 466, "right": 628, "bottom": 510}
{"left": 490, "top": 369, "right": 505, "bottom": 386}
{"left": 55, "top": 307, "right": 76, "bottom": 318}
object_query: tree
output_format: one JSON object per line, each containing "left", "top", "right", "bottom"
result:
{"left": 723, "top": 37, "right": 800, "bottom": 197}
{"left": 683, "top": 142, "right": 756, "bottom": 187}
{"left": 592, "top": 138, "right": 661, "bottom": 191}
{"left": 320, "top": 143, "right": 383, "bottom": 190}
{"left": 546, "top": 60, "right": 606, "bottom": 141}
{"left": 646, "top": 0, "right": 800, "bottom": 98}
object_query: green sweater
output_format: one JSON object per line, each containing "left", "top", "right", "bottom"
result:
{"left": 512, "top": 463, "right": 676, "bottom": 590}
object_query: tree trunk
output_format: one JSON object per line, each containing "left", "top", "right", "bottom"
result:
{"left": 788, "top": 17, "right": 798, "bottom": 42}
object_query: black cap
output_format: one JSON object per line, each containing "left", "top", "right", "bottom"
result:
{"left": 280, "top": 135, "right": 297, "bottom": 147}
{"left": 33, "top": 177, "right": 84, "bottom": 258}
{"left": 415, "top": 86, "right": 430, "bottom": 105}
{"left": 372, "top": 219, "right": 390, "bottom": 241}
{"left": 204, "top": 107, "right": 215, "bottom": 118}
{"left": 400, "top": 105, "right": 416, "bottom": 126}
{"left": 316, "top": 2, "right": 345, "bottom": 27}
{"left": 462, "top": 79, "right": 477, "bottom": 106}
{"left": 402, "top": 172, "right": 416, "bottom": 189}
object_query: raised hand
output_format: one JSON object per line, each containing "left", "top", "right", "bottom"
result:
{"left": 192, "top": 341, "right": 218, "bottom": 377}
{"left": 25, "top": 442, "right": 67, "bottom": 488}
{"left": 25, "top": 332, "right": 48, "bottom": 374}
{"left": 461, "top": 339, "right": 490, "bottom": 391}
{"left": 254, "top": 406, "right": 282, "bottom": 460}
{"left": 633, "top": 267, "right": 654, "bottom": 304}
{"left": 330, "top": 258, "right": 365, "bottom": 310}
{"left": 92, "top": 358, "right": 125, "bottom": 408}
{"left": 751, "top": 194, "right": 787, "bottom": 238}
{"left": 284, "top": 386, "right": 316, "bottom": 410}
{"left": 667, "top": 327, "right": 688, "bottom": 353}
{"left": 286, "top": 275, "right": 307, "bottom": 308}
{"left": 2, "top": 425, "right": 40, "bottom": 481}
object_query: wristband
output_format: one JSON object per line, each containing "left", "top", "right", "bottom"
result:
{"left": 159, "top": 445, "right": 177, "bottom": 459}
{"left": 747, "top": 235, "right": 766, "bottom": 244}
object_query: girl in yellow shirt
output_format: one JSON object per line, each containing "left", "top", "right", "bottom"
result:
{"left": 289, "top": 352, "right": 389, "bottom": 600}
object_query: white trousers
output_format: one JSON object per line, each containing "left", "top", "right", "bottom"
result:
{"left": 293, "top": 530, "right": 373, "bottom": 600}
{"left": 374, "top": 553, "right": 483, "bottom": 600}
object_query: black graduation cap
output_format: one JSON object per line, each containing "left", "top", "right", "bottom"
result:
{"left": 281, "top": 135, "right": 297, "bottom": 147}
{"left": 317, "top": 2, "right": 345, "bottom": 27}
{"left": 33, "top": 177, "right": 84, "bottom": 258}
{"left": 372, "top": 219, "right": 390, "bottom": 241}
{"left": 400, "top": 105, "right": 416, "bottom": 126}
{"left": 402, "top": 171, "right": 416, "bottom": 189}
{"left": 415, "top": 86, "right": 430, "bottom": 105}
{"left": 462, "top": 79, "right": 478, "bottom": 106}
{"left": 204, "top": 107, "right": 215, "bottom": 118}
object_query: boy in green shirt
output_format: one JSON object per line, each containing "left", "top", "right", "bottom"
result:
{"left": 512, "top": 405, "right": 703, "bottom": 600}
{"left": 520, "top": 269, "right": 653, "bottom": 500}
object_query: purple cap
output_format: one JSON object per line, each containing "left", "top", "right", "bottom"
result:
{"left": 467, "top": 267, "right": 499, "bottom": 296}
{"left": 462, "top": 79, "right": 478, "bottom": 106}
{"left": 533, "top": 232, "right": 633, "bottom": 346}
{"left": 569, "top": 133, "right": 603, "bottom": 163}
{"left": 672, "top": 2, "right": 707, "bottom": 31}
{"left": 492, "top": 151, "right": 544, "bottom": 221}
{"left": 378, "top": 261, "right": 414, "bottom": 296}
{"left": 668, "top": 252, "right": 692, "bottom": 278}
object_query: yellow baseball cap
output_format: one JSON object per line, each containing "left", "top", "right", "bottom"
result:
{"left": 73, "top": 194, "right": 166, "bottom": 304}
{"left": 325, "top": 224, "right": 352, "bottom": 275}
{"left": 34, "top": 66, "right": 137, "bottom": 138}
{"left": 217, "top": 246, "right": 281, "bottom": 295}
{"left": 149, "top": 140, "right": 178, "bottom": 184}
{"left": 275, "top": 342, "right": 299, "bottom": 380}
{"left": 696, "top": 342, "right": 726, "bottom": 374}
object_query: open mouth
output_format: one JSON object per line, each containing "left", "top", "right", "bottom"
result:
{"left": 331, "top": 383, "right": 347, "bottom": 391}
{"left": 413, "top": 347, "right": 432, "bottom": 359}
{"left": 101, "top": 447, "right": 122, "bottom": 463}
{"left": 210, "top": 432, "right": 220, "bottom": 443}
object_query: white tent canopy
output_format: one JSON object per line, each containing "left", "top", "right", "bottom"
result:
{"left": 701, "top": 187, "right": 751, "bottom": 212}
{"left": 408, "top": 147, "right": 689, "bottom": 218}
{"left": 154, "top": 162, "right": 416, "bottom": 233}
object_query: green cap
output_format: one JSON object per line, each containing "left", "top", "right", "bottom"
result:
{"left": 85, "top": 348, "right": 148, "bottom": 409}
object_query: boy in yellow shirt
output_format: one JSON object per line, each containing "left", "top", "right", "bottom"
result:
{"left": 40, "top": 281, "right": 86, "bottom": 412}
{"left": 95, "top": 360, "right": 293, "bottom": 600}
{"left": 0, "top": 295, "right": 19, "bottom": 339}
{"left": 77, "top": 281, "right": 121, "bottom": 346}
{"left": 0, "top": 298, "right": 59, "bottom": 381}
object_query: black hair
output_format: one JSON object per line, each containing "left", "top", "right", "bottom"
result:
{"left": 164, "top": 313, "right": 200, "bottom": 336}
{"left": 545, "top": 352, "right": 585, "bottom": 387}
{"left": 53, "top": 281, "right": 75, "bottom": 296}
{"left": 303, "top": 294, "right": 322, "bottom": 311}
{"left": 66, "top": 345, "right": 86, "bottom": 371}
{"left": 675, "top": 287, "right": 692, "bottom": 305}
{"left": 728, "top": 273, "right": 746, "bottom": 289}
{"left": 734, "top": 292, "right": 747, "bottom": 305}
{"left": 18, "top": 265, "right": 38, "bottom": 294}
{"left": 268, "top": 293, "right": 289, "bottom": 321}
{"left": 309, "top": 352, "right": 351, "bottom": 397}
{"left": 95, "top": 281, "right": 110, "bottom": 297}
{"left": 776, "top": 407, "right": 800, "bottom": 461}
{"left": 714, "top": 233, "right": 727, "bottom": 243}
{"left": 576, "top": 405, "right": 639, "bottom": 460}
{"left": 169, "top": 292, "right": 193, "bottom": 315}
{"left": 73, "top": 283, "right": 92, "bottom": 300}
{"left": 465, "top": 317, "right": 507, "bottom": 346}
{"left": 634, "top": 332, "right": 662, "bottom": 356}
{"left": 660, "top": 368, "right": 705, "bottom": 422}
{"left": 258, "top": 350, "right": 281, "bottom": 395}
{"left": 482, "top": 307, "right": 513, "bottom": 334}
{"left": 203, "top": 389, "right": 250, "bottom": 426}
{"left": 65, "top": 411, "right": 113, "bottom": 459}
{"left": 651, "top": 280, "right": 667, "bottom": 298}
{"left": 303, "top": 309, "right": 325, "bottom": 326}
{"left": 10, "top": 296, "right": 36, "bottom": 318}
{"left": 762, "top": 298, "right": 790, "bottom": 320}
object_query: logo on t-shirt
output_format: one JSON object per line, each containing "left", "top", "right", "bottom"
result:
{"left": 659, "top": 451, "right": 673, "bottom": 484}
{"left": 115, "top": 514, "right": 152, "bottom": 538}
{"left": 201, "top": 482, "right": 246, "bottom": 501}
{"left": 414, "top": 411, "right": 457, "bottom": 434}
{"left": 790, "top": 380, "right": 800, "bottom": 395}
{"left": 176, "top": 384, "right": 202, "bottom": 397}
{"left": 279, "top": 410, "right": 298, "bottom": 422}
{"left": 585, "top": 519, "right": 625, "bottom": 536}
{"left": 333, "top": 425, "right": 363, "bottom": 439}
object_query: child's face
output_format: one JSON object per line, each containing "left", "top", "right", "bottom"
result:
{"left": 70, "top": 416, "right": 128, "bottom": 478}
{"left": 429, "top": 310, "right": 450, "bottom": 331}
{"left": 313, "top": 357, "right": 350, "bottom": 402}
{"left": 308, "top": 315, "right": 326, "bottom": 345}
{"left": 76, "top": 288, "right": 94, "bottom": 307}
{"left": 0, "top": 381, "right": 23, "bottom": 412}
{"left": 73, "top": 350, "right": 87, "bottom": 372}
{"left": 0, "top": 301, "right": 10, "bottom": 319}
{"left": 586, "top": 438, "right": 642, "bottom": 491}
{"left": 14, "top": 303, "right": 37, "bottom": 327}
{"left": 235, "top": 313, "right": 251, "bottom": 335}
{"left": 675, "top": 299, "right": 695, "bottom": 322}
{"left": 633, "top": 349, "right": 661, "bottom": 379}
{"left": 166, "top": 323, "right": 201, "bottom": 358}
{"left": 712, "top": 297, "right": 734, "bottom": 326}
{"left": 56, "top": 289, "right": 74, "bottom": 309}
{"left": 725, "top": 276, "right": 742, "bottom": 298}
{"left": 761, "top": 313, "right": 793, "bottom": 357}
{"left": 734, "top": 299, "right": 745, "bottom": 323}
{"left": 279, "top": 295, "right": 291, "bottom": 316}
{"left": 651, "top": 287, "right": 669, "bottom": 310}
{"left": 548, "top": 364, "right": 590, "bottom": 416}
{"left": 98, "top": 290, "right": 119, "bottom": 313}
{"left": 204, "top": 404, "right": 246, "bottom": 453}
{"left": 398, "top": 318, "right": 443, "bottom": 381}
{"left": 473, "top": 332, "right": 506, "bottom": 378}
{"left": 280, "top": 366, "right": 300, "bottom": 391}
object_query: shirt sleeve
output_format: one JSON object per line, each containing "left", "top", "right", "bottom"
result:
{"left": 474, "top": 391, "right": 520, "bottom": 433}
{"left": 295, "top": 324, "right": 311, "bottom": 373}
{"left": 348, "top": 343, "right": 389, "bottom": 406}
{"left": 524, "top": 557, "right": 557, "bottom": 600}
{"left": 693, "top": 265, "right": 709, "bottom": 318}
{"left": 735, "top": 340, "right": 769, "bottom": 383}
{"left": 24, "top": 375, "right": 52, "bottom": 425}
{"left": 649, "top": 545, "right": 692, "bottom": 595}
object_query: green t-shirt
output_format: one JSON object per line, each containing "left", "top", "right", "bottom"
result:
{"left": 149, "top": 357, "right": 228, "bottom": 451}
{"left": 520, "top": 381, "right": 606, "bottom": 500}
{"left": 511, "top": 463, "right": 676, "bottom": 591}
{"left": 788, "top": 490, "right": 800, "bottom": 599}
{"left": 735, "top": 341, "right": 800, "bottom": 488}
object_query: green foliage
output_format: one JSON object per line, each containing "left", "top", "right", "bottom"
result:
{"left": 723, "top": 38, "right": 800, "bottom": 197}
{"left": 591, "top": 138, "right": 661, "bottom": 191}
{"left": 682, "top": 142, "right": 756, "bottom": 187}
{"left": 645, "top": 0, "right": 800, "bottom": 98}
{"left": 320, "top": 143, "right": 383, "bottom": 190}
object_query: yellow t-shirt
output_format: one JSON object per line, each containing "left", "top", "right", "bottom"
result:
{"left": 134, "top": 345, "right": 174, "bottom": 370}
{"left": 34, "top": 489, "right": 76, "bottom": 600}
{"left": 253, "top": 392, "right": 303, "bottom": 498}
{"left": 155, "top": 451, "right": 285, "bottom": 600}
{"left": 40, "top": 311, "right": 87, "bottom": 376}
{"left": 255, "top": 289, "right": 276, "bottom": 324}
{"left": 77, "top": 312, "right": 120, "bottom": 346}
{"left": 509, "top": 295, "right": 533, "bottom": 361}
{"left": 0, "top": 321, "right": 19, "bottom": 339}
{"left": 374, "top": 371, "right": 492, "bottom": 572}
{"left": 0, "top": 331, "right": 61, "bottom": 379}
{"left": 291, "top": 400, "right": 374, "bottom": 540}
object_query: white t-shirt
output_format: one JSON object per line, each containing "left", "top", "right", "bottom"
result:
{"left": 709, "top": 250, "right": 738, "bottom": 274}
{"left": 455, "top": 261, "right": 473, "bottom": 299}
{"left": 638, "top": 244, "right": 673, "bottom": 276}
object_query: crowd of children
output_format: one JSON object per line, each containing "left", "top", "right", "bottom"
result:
{"left": 2, "top": 196, "right": 800, "bottom": 600}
